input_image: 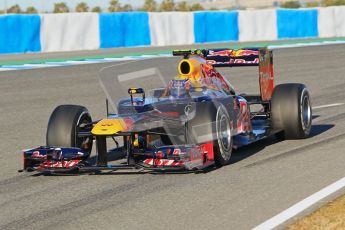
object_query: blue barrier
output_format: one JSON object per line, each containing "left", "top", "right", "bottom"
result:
{"left": 100, "top": 12, "right": 151, "bottom": 48}
{"left": 194, "top": 12, "right": 239, "bottom": 43}
{"left": 277, "top": 9, "right": 318, "bottom": 39}
{"left": 0, "top": 9, "right": 342, "bottom": 55}
{"left": 0, "top": 15, "right": 41, "bottom": 54}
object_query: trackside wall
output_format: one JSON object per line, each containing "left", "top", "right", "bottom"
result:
{"left": 1, "top": 7, "right": 345, "bottom": 54}
{"left": 0, "top": 15, "right": 41, "bottom": 54}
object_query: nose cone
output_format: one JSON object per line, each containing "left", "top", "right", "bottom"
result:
{"left": 91, "top": 119, "right": 128, "bottom": 135}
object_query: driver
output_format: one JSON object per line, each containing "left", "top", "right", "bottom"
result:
{"left": 162, "top": 75, "right": 191, "bottom": 98}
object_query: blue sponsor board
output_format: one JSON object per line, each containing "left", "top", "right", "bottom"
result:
{"left": 194, "top": 11, "right": 239, "bottom": 43}
{"left": 277, "top": 9, "right": 318, "bottom": 39}
{"left": 100, "top": 12, "right": 151, "bottom": 48}
{"left": 0, "top": 15, "right": 41, "bottom": 54}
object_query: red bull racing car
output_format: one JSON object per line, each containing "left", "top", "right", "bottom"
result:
{"left": 20, "top": 47, "right": 312, "bottom": 174}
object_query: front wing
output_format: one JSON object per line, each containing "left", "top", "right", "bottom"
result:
{"left": 20, "top": 143, "right": 215, "bottom": 174}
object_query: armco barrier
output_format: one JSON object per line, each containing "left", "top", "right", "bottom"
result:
{"left": 100, "top": 12, "right": 151, "bottom": 48}
{"left": 0, "top": 7, "right": 345, "bottom": 54}
{"left": 40, "top": 13, "right": 100, "bottom": 52}
{"left": 0, "top": 15, "right": 41, "bottom": 54}
{"left": 194, "top": 11, "right": 238, "bottom": 43}
{"left": 277, "top": 9, "right": 318, "bottom": 39}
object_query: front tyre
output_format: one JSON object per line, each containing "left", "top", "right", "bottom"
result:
{"left": 46, "top": 105, "right": 93, "bottom": 155}
{"left": 186, "top": 102, "right": 233, "bottom": 167}
{"left": 271, "top": 84, "right": 312, "bottom": 139}
{"left": 214, "top": 105, "right": 233, "bottom": 166}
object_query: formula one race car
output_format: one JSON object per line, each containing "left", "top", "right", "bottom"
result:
{"left": 20, "top": 47, "right": 312, "bottom": 174}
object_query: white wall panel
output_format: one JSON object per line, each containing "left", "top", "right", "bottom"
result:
{"left": 238, "top": 9, "right": 277, "bottom": 41}
{"left": 333, "top": 6, "right": 345, "bottom": 37}
{"left": 318, "top": 6, "right": 345, "bottom": 37}
{"left": 40, "top": 13, "right": 100, "bottom": 52}
{"left": 149, "top": 12, "right": 194, "bottom": 46}
{"left": 318, "top": 7, "right": 336, "bottom": 37}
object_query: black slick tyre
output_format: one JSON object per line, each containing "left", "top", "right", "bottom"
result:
{"left": 186, "top": 102, "right": 233, "bottom": 167}
{"left": 46, "top": 105, "right": 93, "bottom": 155}
{"left": 271, "top": 83, "right": 312, "bottom": 140}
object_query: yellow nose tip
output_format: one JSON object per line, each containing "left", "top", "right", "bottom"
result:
{"left": 91, "top": 119, "right": 127, "bottom": 135}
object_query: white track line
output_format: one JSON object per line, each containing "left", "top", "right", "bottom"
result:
{"left": 313, "top": 103, "right": 344, "bottom": 109}
{"left": 253, "top": 102, "right": 345, "bottom": 229}
{"left": 0, "top": 68, "right": 18, "bottom": 71}
{"left": 253, "top": 177, "right": 345, "bottom": 230}
{"left": 23, "top": 64, "right": 61, "bottom": 68}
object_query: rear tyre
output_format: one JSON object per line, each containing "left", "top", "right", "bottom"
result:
{"left": 271, "top": 83, "right": 312, "bottom": 140}
{"left": 186, "top": 102, "right": 233, "bottom": 167}
{"left": 46, "top": 105, "right": 93, "bottom": 155}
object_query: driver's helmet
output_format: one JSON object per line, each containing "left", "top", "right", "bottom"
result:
{"left": 169, "top": 77, "right": 190, "bottom": 99}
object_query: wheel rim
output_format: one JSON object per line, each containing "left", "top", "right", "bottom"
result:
{"left": 216, "top": 109, "right": 232, "bottom": 161}
{"left": 301, "top": 94, "right": 311, "bottom": 131}
{"left": 76, "top": 112, "right": 92, "bottom": 153}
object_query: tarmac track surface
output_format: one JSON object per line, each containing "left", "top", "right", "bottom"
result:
{"left": 1, "top": 44, "right": 345, "bottom": 230}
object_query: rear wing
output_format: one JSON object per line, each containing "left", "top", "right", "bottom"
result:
{"left": 206, "top": 48, "right": 260, "bottom": 67}
{"left": 173, "top": 48, "right": 274, "bottom": 101}
{"left": 173, "top": 48, "right": 262, "bottom": 67}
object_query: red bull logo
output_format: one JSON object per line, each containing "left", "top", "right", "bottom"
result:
{"left": 232, "top": 49, "right": 259, "bottom": 57}
{"left": 208, "top": 49, "right": 259, "bottom": 57}
{"left": 230, "top": 58, "right": 259, "bottom": 64}
{"left": 208, "top": 49, "right": 233, "bottom": 57}
{"left": 206, "top": 58, "right": 259, "bottom": 65}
